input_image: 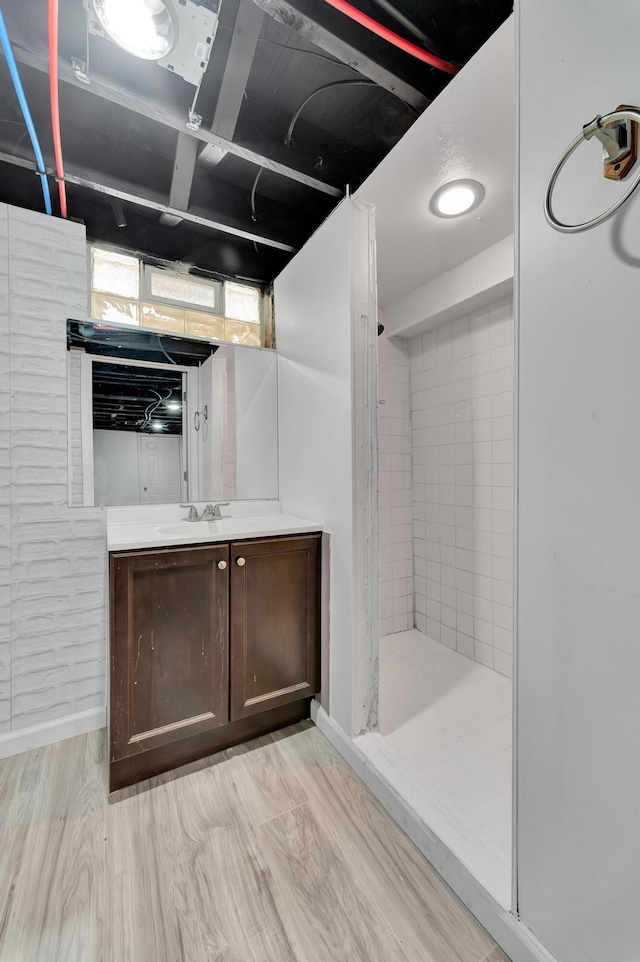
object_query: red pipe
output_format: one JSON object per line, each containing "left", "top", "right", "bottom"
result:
{"left": 322, "top": 0, "right": 459, "bottom": 76}
{"left": 48, "top": 0, "right": 68, "bottom": 217}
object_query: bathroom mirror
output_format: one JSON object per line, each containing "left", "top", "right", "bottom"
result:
{"left": 67, "top": 320, "right": 278, "bottom": 507}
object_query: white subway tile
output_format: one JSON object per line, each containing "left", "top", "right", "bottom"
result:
{"left": 474, "top": 595, "right": 493, "bottom": 622}
{"left": 438, "top": 403, "right": 454, "bottom": 425}
{"left": 492, "top": 533, "right": 513, "bottom": 559}
{"left": 493, "top": 602, "right": 513, "bottom": 630}
{"left": 456, "top": 632, "right": 475, "bottom": 659}
{"left": 425, "top": 618, "right": 440, "bottom": 640}
{"left": 440, "top": 544, "right": 456, "bottom": 566}
{"left": 492, "top": 486, "right": 513, "bottom": 511}
{"left": 441, "top": 605, "right": 456, "bottom": 628}
{"left": 474, "top": 618, "right": 493, "bottom": 645}
{"left": 441, "top": 625, "right": 457, "bottom": 649}
{"left": 472, "top": 396, "right": 492, "bottom": 421}
{"left": 454, "top": 399, "right": 472, "bottom": 422}
{"left": 456, "top": 569, "right": 474, "bottom": 594}
{"left": 474, "top": 640, "right": 494, "bottom": 669}
{"left": 457, "top": 592, "right": 474, "bottom": 617}
{"left": 440, "top": 524, "right": 456, "bottom": 546}
{"left": 471, "top": 351, "right": 491, "bottom": 377}
{"left": 441, "top": 564, "right": 457, "bottom": 587}
{"left": 438, "top": 363, "right": 453, "bottom": 386}
{"left": 456, "top": 528, "right": 474, "bottom": 554}
{"left": 493, "top": 463, "right": 513, "bottom": 487}
{"left": 454, "top": 378, "right": 472, "bottom": 402}
{"left": 439, "top": 503, "right": 455, "bottom": 526}
{"left": 492, "top": 556, "right": 514, "bottom": 583}
{"left": 493, "top": 649, "right": 512, "bottom": 678}
{"left": 491, "top": 392, "right": 513, "bottom": 419}
{"left": 426, "top": 599, "right": 441, "bottom": 621}
{"left": 441, "top": 584, "right": 456, "bottom": 608}
{"left": 494, "top": 625, "right": 513, "bottom": 654}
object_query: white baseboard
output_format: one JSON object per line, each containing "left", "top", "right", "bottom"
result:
{"left": 311, "top": 701, "right": 557, "bottom": 962}
{"left": 0, "top": 706, "right": 106, "bottom": 759}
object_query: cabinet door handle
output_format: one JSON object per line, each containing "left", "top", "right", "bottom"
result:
{"left": 236, "top": 557, "right": 246, "bottom": 567}
{"left": 218, "top": 560, "right": 227, "bottom": 570}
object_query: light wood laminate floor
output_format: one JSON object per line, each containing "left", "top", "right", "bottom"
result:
{"left": 0, "top": 720, "right": 509, "bottom": 962}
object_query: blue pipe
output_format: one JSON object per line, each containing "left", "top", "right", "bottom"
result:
{"left": 0, "top": 10, "right": 52, "bottom": 215}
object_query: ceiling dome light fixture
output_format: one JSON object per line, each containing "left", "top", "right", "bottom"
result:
{"left": 430, "top": 179, "right": 485, "bottom": 218}
{"left": 91, "top": 0, "right": 177, "bottom": 61}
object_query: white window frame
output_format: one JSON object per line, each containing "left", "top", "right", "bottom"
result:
{"left": 142, "top": 263, "right": 223, "bottom": 316}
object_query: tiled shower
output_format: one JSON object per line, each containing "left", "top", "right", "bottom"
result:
{"left": 379, "top": 296, "right": 514, "bottom": 678}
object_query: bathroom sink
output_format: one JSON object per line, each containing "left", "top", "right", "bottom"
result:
{"left": 155, "top": 521, "right": 212, "bottom": 538}
{"left": 155, "top": 518, "right": 267, "bottom": 539}
{"left": 210, "top": 517, "right": 265, "bottom": 532}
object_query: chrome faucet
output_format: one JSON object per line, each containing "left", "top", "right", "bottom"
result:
{"left": 180, "top": 504, "right": 199, "bottom": 522}
{"left": 201, "top": 502, "right": 229, "bottom": 520}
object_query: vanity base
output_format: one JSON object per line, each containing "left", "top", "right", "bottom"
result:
{"left": 109, "top": 698, "right": 310, "bottom": 793}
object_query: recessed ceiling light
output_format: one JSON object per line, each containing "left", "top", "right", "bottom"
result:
{"left": 91, "top": 0, "right": 176, "bottom": 61}
{"left": 151, "top": 421, "right": 164, "bottom": 431}
{"left": 430, "top": 180, "right": 485, "bottom": 218}
{"left": 166, "top": 401, "right": 181, "bottom": 411}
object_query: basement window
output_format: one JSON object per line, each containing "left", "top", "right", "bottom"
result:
{"left": 144, "top": 265, "right": 222, "bottom": 314}
{"left": 88, "top": 245, "right": 264, "bottom": 348}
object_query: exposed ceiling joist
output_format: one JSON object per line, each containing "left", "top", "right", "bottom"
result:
{"left": 159, "top": 132, "right": 201, "bottom": 227}
{"left": 163, "top": 0, "right": 265, "bottom": 227}
{"left": 4, "top": 41, "right": 343, "bottom": 198}
{"left": 252, "top": 0, "right": 429, "bottom": 110}
{"left": 209, "top": 0, "right": 264, "bottom": 149}
{"left": 0, "top": 150, "right": 296, "bottom": 252}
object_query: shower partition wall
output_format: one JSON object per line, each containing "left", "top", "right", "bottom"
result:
{"left": 410, "top": 296, "right": 514, "bottom": 677}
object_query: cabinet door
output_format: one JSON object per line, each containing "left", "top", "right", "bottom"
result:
{"left": 230, "top": 534, "right": 321, "bottom": 721}
{"left": 110, "top": 544, "right": 229, "bottom": 763}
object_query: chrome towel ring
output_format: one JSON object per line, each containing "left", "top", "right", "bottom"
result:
{"left": 194, "top": 405, "right": 208, "bottom": 431}
{"left": 545, "top": 108, "right": 640, "bottom": 233}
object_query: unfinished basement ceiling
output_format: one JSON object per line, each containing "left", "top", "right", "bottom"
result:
{"left": 0, "top": 0, "right": 512, "bottom": 285}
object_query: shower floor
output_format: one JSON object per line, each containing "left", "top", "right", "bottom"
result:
{"left": 355, "top": 629, "right": 512, "bottom": 908}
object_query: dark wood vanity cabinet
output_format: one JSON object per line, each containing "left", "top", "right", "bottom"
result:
{"left": 230, "top": 536, "right": 321, "bottom": 720}
{"left": 109, "top": 533, "right": 321, "bottom": 790}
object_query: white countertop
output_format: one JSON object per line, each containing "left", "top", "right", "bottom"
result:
{"left": 107, "top": 512, "right": 323, "bottom": 552}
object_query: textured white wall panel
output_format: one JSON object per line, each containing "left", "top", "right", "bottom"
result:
{"left": 0, "top": 206, "right": 10, "bottom": 733}
{"left": 1, "top": 205, "right": 106, "bottom": 732}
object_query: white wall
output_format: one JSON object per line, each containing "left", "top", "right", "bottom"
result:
{"left": 0, "top": 205, "right": 106, "bottom": 736}
{"left": 410, "top": 297, "right": 513, "bottom": 677}
{"left": 378, "top": 333, "right": 413, "bottom": 636}
{"left": 93, "top": 430, "right": 141, "bottom": 506}
{"left": 517, "top": 3, "right": 640, "bottom": 960}
{"left": 277, "top": 200, "right": 369, "bottom": 736}
{"left": 235, "top": 348, "right": 278, "bottom": 499}
{"left": 383, "top": 236, "right": 514, "bottom": 339}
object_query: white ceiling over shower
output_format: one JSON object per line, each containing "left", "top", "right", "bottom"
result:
{"left": 355, "top": 16, "right": 514, "bottom": 310}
